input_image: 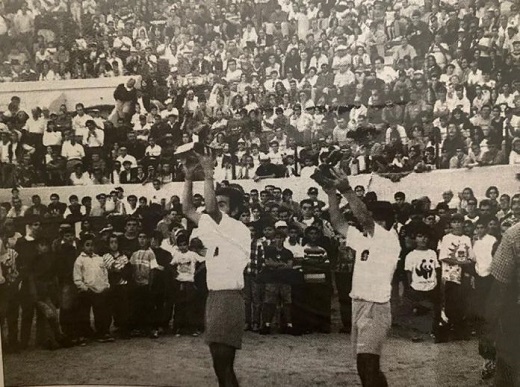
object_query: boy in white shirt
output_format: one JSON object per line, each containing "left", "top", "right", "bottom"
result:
{"left": 438, "top": 213, "right": 475, "bottom": 341}
{"left": 170, "top": 233, "right": 204, "bottom": 336}
{"left": 404, "top": 225, "right": 441, "bottom": 342}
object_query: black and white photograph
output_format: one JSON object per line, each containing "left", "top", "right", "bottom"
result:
{"left": 0, "top": 0, "right": 519, "bottom": 385}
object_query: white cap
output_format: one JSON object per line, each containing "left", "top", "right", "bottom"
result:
{"left": 165, "top": 98, "right": 173, "bottom": 105}
{"left": 275, "top": 221, "right": 288, "bottom": 228}
{"left": 259, "top": 154, "right": 270, "bottom": 161}
{"left": 304, "top": 100, "right": 315, "bottom": 109}
{"left": 167, "top": 108, "right": 179, "bottom": 116}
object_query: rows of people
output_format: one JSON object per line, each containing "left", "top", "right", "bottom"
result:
{"left": 1, "top": 0, "right": 520, "bottom": 187}
{"left": 0, "top": 181, "right": 516, "bottom": 381}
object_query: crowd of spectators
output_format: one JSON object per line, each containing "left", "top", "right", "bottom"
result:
{"left": 0, "top": 180, "right": 516, "bottom": 383}
{"left": 0, "top": 0, "right": 520, "bottom": 187}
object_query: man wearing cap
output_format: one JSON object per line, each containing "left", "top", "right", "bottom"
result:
{"left": 317, "top": 169, "right": 400, "bottom": 386}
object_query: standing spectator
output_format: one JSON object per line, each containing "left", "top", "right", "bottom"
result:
{"left": 259, "top": 230, "right": 295, "bottom": 335}
{"left": 73, "top": 234, "right": 113, "bottom": 343}
{"left": 438, "top": 213, "right": 475, "bottom": 341}
{"left": 103, "top": 234, "right": 131, "bottom": 339}
{"left": 14, "top": 217, "right": 42, "bottom": 349}
{"left": 129, "top": 231, "right": 158, "bottom": 337}
{"left": 170, "top": 232, "right": 203, "bottom": 336}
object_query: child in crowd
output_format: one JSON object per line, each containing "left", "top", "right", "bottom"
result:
{"left": 73, "top": 234, "right": 113, "bottom": 343}
{"left": 260, "top": 230, "right": 295, "bottom": 335}
{"left": 32, "top": 239, "right": 68, "bottom": 349}
{"left": 170, "top": 232, "right": 204, "bottom": 336}
{"left": 404, "top": 225, "right": 441, "bottom": 342}
{"left": 149, "top": 231, "right": 174, "bottom": 337}
{"left": 438, "top": 213, "right": 475, "bottom": 342}
{"left": 129, "top": 231, "right": 158, "bottom": 337}
{"left": 103, "top": 234, "right": 132, "bottom": 339}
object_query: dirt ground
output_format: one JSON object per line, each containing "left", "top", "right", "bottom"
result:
{"left": 3, "top": 330, "right": 491, "bottom": 387}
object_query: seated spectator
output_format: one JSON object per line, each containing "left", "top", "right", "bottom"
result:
{"left": 70, "top": 164, "right": 92, "bottom": 186}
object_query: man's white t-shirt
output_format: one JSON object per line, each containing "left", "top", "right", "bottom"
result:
{"left": 405, "top": 249, "right": 439, "bottom": 292}
{"left": 473, "top": 234, "right": 497, "bottom": 277}
{"left": 196, "top": 213, "right": 251, "bottom": 291}
{"left": 347, "top": 224, "right": 400, "bottom": 303}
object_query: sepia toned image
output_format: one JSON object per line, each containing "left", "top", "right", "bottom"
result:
{"left": 0, "top": 0, "right": 519, "bottom": 386}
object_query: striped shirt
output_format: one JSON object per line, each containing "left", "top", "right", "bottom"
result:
{"left": 130, "top": 249, "right": 158, "bottom": 286}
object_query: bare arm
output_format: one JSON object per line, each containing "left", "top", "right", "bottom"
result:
{"left": 337, "top": 182, "right": 374, "bottom": 237}
{"left": 326, "top": 190, "right": 349, "bottom": 236}
{"left": 181, "top": 161, "right": 201, "bottom": 226}
{"left": 313, "top": 169, "right": 374, "bottom": 235}
{"left": 199, "top": 154, "right": 221, "bottom": 224}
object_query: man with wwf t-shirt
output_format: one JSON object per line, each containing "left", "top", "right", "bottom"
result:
{"left": 318, "top": 169, "right": 400, "bottom": 387}
{"left": 119, "top": 217, "right": 140, "bottom": 258}
{"left": 260, "top": 230, "right": 294, "bottom": 335}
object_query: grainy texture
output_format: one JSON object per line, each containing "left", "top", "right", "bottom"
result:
{"left": 4, "top": 332, "right": 488, "bottom": 387}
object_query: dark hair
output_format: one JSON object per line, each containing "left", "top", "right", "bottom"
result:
{"left": 150, "top": 230, "right": 163, "bottom": 242}
{"left": 394, "top": 192, "right": 405, "bottom": 200}
{"left": 215, "top": 187, "right": 245, "bottom": 217}
{"left": 300, "top": 199, "right": 314, "bottom": 208}
{"left": 80, "top": 233, "right": 95, "bottom": 245}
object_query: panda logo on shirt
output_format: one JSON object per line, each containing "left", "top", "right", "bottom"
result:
{"left": 416, "top": 259, "right": 435, "bottom": 280}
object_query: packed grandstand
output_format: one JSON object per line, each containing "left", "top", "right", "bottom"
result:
{"left": 0, "top": 1, "right": 519, "bottom": 383}
{"left": 0, "top": 0, "right": 519, "bottom": 188}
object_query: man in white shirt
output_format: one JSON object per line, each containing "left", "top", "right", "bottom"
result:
{"left": 116, "top": 147, "right": 137, "bottom": 171}
{"left": 84, "top": 120, "right": 105, "bottom": 148}
{"left": 319, "top": 169, "right": 400, "bottom": 387}
{"left": 225, "top": 59, "right": 242, "bottom": 84}
{"left": 264, "top": 70, "right": 281, "bottom": 93}
{"left": 61, "top": 134, "right": 85, "bottom": 173}
{"left": 472, "top": 218, "right": 498, "bottom": 378}
{"left": 72, "top": 103, "right": 93, "bottom": 141}
{"left": 182, "top": 150, "right": 250, "bottom": 387}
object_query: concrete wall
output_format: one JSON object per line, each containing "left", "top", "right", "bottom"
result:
{"left": 0, "top": 165, "right": 517, "bottom": 205}
{"left": 0, "top": 76, "right": 132, "bottom": 112}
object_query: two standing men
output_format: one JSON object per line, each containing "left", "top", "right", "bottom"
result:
{"left": 181, "top": 149, "right": 399, "bottom": 386}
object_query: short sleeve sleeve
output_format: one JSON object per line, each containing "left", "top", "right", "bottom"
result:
{"left": 346, "top": 226, "right": 365, "bottom": 252}
{"left": 404, "top": 251, "right": 414, "bottom": 272}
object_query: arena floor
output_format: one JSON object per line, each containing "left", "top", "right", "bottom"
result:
{"left": 3, "top": 331, "right": 490, "bottom": 387}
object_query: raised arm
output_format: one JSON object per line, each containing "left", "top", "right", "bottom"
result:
{"left": 316, "top": 169, "right": 374, "bottom": 236}
{"left": 199, "top": 153, "right": 221, "bottom": 224}
{"left": 324, "top": 186, "right": 349, "bottom": 237}
{"left": 181, "top": 159, "right": 201, "bottom": 226}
